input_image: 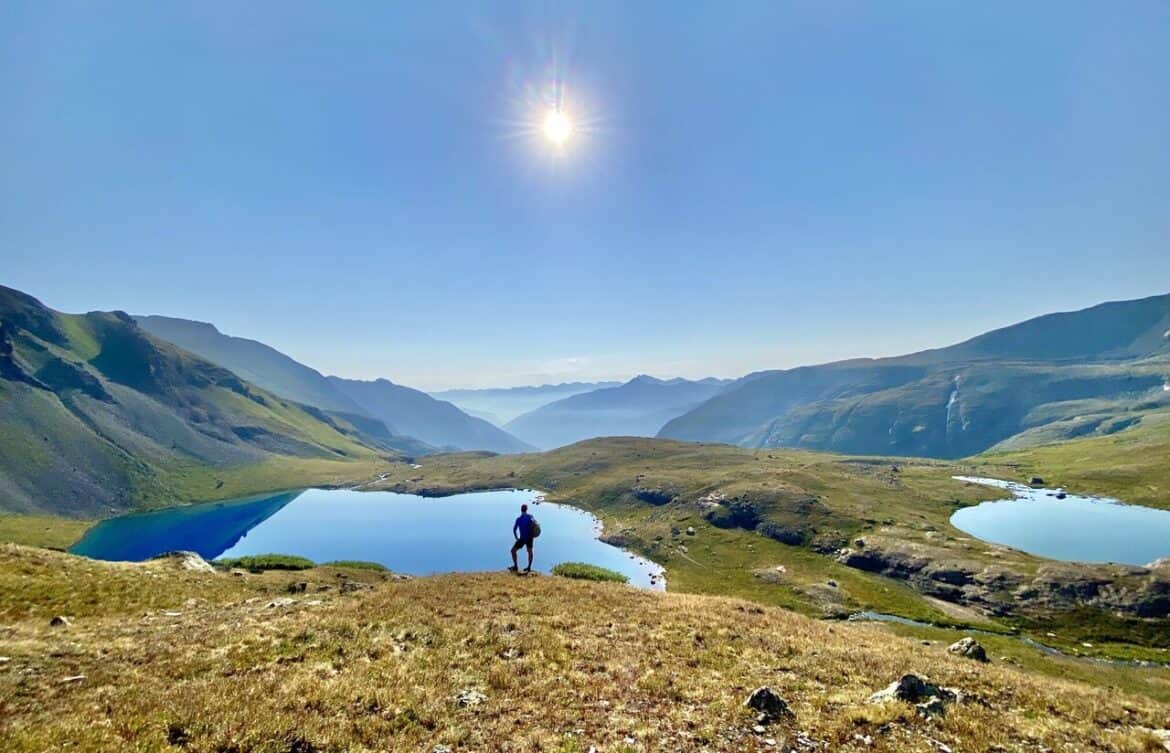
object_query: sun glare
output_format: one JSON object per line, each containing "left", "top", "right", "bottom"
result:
{"left": 542, "top": 109, "right": 573, "bottom": 146}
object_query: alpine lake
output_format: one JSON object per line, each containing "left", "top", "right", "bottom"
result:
{"left": 70, "top": 488, "right": 665, "bottom": 589}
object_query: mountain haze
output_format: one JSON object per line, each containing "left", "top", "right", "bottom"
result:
{"left": 430, "top": 381, "right": 622, "bottom": 425}
{"left": 505, "top": 375, "right": 729, "bottom": 450}
{"left": 660, "top": 293, "right": 1170, "bottom": 457}
{"left": 328, "top": 377, "right": 534, "bottom": 454}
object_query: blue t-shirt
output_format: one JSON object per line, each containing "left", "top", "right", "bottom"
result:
{"left": 514, "top": 513, "right": 534, "bottom": 539}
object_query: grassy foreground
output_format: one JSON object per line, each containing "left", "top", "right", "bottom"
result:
{"left": 2, "top": 544, "right": 1169, "bottom": 752}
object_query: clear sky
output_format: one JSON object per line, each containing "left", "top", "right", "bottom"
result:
{"left": 3, "top": 2, "right": 1168, "bottom": 390}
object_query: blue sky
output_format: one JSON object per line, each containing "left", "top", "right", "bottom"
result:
{"left": 3, "top": 1, "right": 1168, "bottom": 389}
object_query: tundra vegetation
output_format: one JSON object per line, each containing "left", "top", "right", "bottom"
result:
{"left": 2, "top": 544, "right": 1170, "bottom": 752}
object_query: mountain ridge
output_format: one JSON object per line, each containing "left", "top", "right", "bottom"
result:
{"left": 137, "top": 315, "right": 531, "bottom": 454}
{"left": 659, "top": 292, "right": 1170, "bottom": 457}
{"left": 0, "top": 285, "right": 398, "bottom": 516}
{"left": 328, "top": 376, "right": 534, "bottom": 454}
{"left": 505, "top": 375, "right": 730, "bottom": 450}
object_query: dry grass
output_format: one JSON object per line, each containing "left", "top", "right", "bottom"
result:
{"left": 2, "top": 545, "right": 1168, "bottom": 753}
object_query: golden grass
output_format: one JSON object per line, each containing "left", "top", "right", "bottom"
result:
{"left": 0, "top": 515, "right": 93, "bottom": 550}
{"left": 1, "top": 544, "right": 1168, "bottom": 753}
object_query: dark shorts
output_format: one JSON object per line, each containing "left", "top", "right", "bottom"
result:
{"left": 512, "top": 536, "right": 534, "bottom": 549}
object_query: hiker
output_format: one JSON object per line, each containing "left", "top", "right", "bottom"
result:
{"left": 509, "top": 503, "right": 538, "bottom": 573}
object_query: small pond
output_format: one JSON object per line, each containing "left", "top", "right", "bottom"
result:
{"left": 950, "top": 477, "right": 1170, "bottom": 567}
{"left": 70, "top": 488, "right": 664, "bottom": 589}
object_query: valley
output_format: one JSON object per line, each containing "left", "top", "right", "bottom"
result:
{"left": 3, "top": 285, "right": 1170, "bottom": 750}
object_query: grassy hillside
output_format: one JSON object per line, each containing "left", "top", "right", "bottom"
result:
{"left": 659, "top": 294, "right": 1170, "bottom": 457}
{"left": 0, "top": 286, "right": 397, "bottom": 516}
{"left": 2, "top": 545, "right": 1168, "bottom": 752}
{"left": 135, "top": 315, "right": 366, "bottom": 414}
{"left": 977, "top": 407, "right": 1170, "bottom": 510}
{"left": 370, "top": 438, "right": 1170, "bottom": 657}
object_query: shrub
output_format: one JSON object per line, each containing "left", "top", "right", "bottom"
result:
{"left": 321, "top": 560, "right": 389, "bottom": 572}
{"left": 551, "top": 562, "right": 629, "bottom": 584}
{"left": 214, "top": 554, "right": 315, "bottom": 572}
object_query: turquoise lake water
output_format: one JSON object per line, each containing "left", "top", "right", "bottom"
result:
{"left": 950, "top": 477, "right": 1170, "bottom": 566}
{"left": 70, "top": 488, "right": 665, "bottom": 589}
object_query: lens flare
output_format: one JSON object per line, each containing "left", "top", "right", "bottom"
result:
{"left": 542, "top": 109, "right": 573, "bottom": 146}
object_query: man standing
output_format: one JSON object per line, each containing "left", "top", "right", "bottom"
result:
{"left": 509, "top": 503, "right": 536, "bottom": 573}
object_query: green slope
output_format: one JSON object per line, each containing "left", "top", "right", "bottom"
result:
{"left": 135, "top": 315, "right": 364, "bottom": 414}
{"left": 0, "top": 286, "right": 395, "bottom": 516}
{"left": 977, "top": 405, "right": 1170, "bottom": 510}
{"left": 660, "top": 293, "right": 1170, "bottom": 457}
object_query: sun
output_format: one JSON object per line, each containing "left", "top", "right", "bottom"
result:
{"left": 542, "top": 109, "right": 573, "bottom": 146}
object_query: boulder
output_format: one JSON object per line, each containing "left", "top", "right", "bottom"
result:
{"left": 49, "top": 615, "right": 71, "bottom": 628}
{"left": 916, "top": 696, "right": 948, "bottom": 718}
{"left": 1029, "top": 477, "right": 1045, "bottom": 486}
{"left": 152, "top": 551, "right": 216, "bottom": 573}
{"left": 744, "top": 686, "right": 794, "bottom": 724}
{"left": 685, "top": 526, "right": 695, "bottom": 536}
{"left": 947, "top": 637, "right": 989, "bottom": 663}
{"left": 868, "top": 674, "right": 954, "bottom": 705}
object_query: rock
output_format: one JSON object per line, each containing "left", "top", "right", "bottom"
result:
{"left": 455, "top": 688, "right": 486, "bottom": 708}
{"left": 744, "top": 686, "right": 794, "bottom": 724}
{"left": 1029, "top": 476, "right": 1045, "bottom": 486}
{"left": 685, "top": 526, "right": 696, "bottom": 536}
{"left": 340, "top": 580, "right": 373, "bottom": 593}
{"left": 49, "top": 615, "right": 71, "bottom": 628}
{"left": 826, "top": 579, "right": 838, "bottom": 588}
{"left": 632, "top": 487, "right": 677, "bottom": 505}
{"left": 757, "top": 522, "right": 807, "bottom": 546}
{"left": 433, "top": 746, "right": 453, "bottom": 753}
{"left": 1055, "top": 492, "right": 1067, "bottom": 499}
{"left": 287, "top": 581, "right": 308, "bottom": 594}
{"left": 947, "top": 636, "right": 989, "bottom": 663}
{"left": 152, "top": 551, "right": 215, "bottom": 573}
{"left": 265, "top": 598, "right": 295, "bottom": 609}
{"left": 916, "top": 697, "right": 947, "bottom": 718}
{"left": 868, "top": 674, "right": 954, "bottom": 705}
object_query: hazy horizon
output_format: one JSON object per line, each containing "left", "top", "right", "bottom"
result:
{"left": 5, "top": 2, "right": 1169, "bottom": 390}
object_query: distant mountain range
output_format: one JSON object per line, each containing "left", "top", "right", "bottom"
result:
{"left": 327, "top": 377, "right": 533, "bottom": 453}
{"left": 430, "top": 381, "right": 622, "bottom": 425}
{"left": 136, "top": 316, "right": 530, "bottom": 454}
{"left": 505, "top": 375, "right": 731, "bottom": 450}
{"left": 659, "top": 294, "right": 1170, "bottom": 458}
{"left": 0, "top": 286, "right": 414, "bottom": 516}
